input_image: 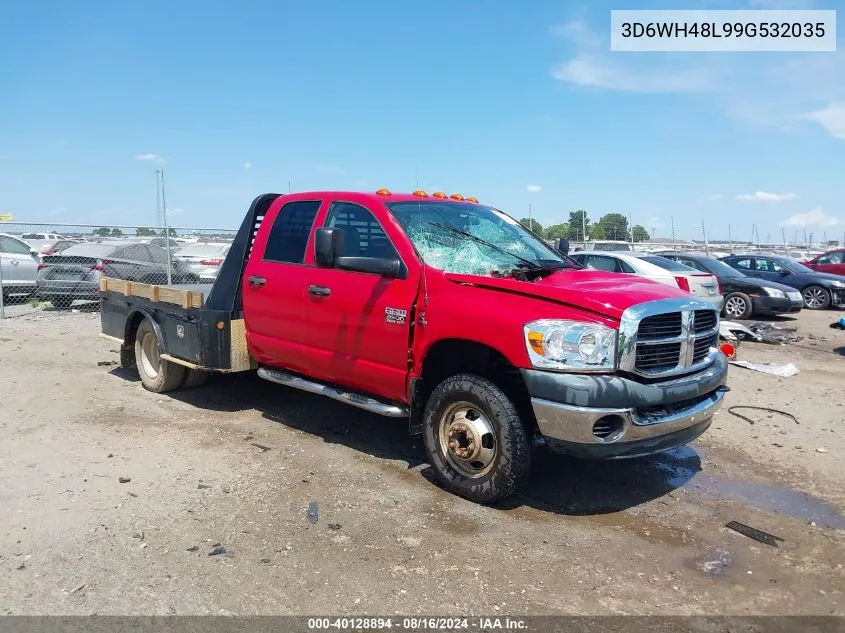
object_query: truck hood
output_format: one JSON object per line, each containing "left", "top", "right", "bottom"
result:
{"left": 444, "top": 269, "right": 689, "bottom": 320}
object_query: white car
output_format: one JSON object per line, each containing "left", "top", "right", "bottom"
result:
{"left": 173, "top": 242, "right": 232, "bottom": 283}
{"left": 569, "top": 250, "right": 724, "bottom": 309}
{"left": 1, "top": 233, "right": 40, "bottom": 299}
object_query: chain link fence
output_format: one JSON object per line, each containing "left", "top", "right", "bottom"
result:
{"left": 0, "top": 222, "right": 237, "bottom": 319}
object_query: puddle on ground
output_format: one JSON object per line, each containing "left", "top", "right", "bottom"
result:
{"left": 654, "top": 448, "right": 845, "bottom": 530}
{"left": 685, "top": 546, "right": 734, "bottom": 577}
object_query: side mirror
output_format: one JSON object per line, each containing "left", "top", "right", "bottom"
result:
{"left": 30, "top": 248, "right": 38, "bottom": 256}
{"left": 335, "top": 256, "right": 402, "bottom": 278}
{"left": 554, "top": 238, "right": 570, "bottom": 255}
{"left": 779, "top": 268, "right": 791, "bottom": 276}
{"left": 315, "top": 227, "right": 344, "bottom": 267}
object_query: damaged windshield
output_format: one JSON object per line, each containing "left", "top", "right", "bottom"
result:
{"left": 386, "top": 201, "right": 569, "bottom": 276}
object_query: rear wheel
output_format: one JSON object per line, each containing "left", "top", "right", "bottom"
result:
{"left": 422, "top": 374, "right": 531, "bottom": 504}
{"left": 722, "top": 292, "right": 753, "bottom": 320}
{"left": 134, "top": 318, "right": 185, "bottom": 393}
{"left": 802, "top": 285, "right": 830, "bottom": 310}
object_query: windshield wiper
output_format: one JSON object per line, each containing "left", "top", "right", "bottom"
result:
{"left": 427, "top": 221, "right": 541, "bottom": 269}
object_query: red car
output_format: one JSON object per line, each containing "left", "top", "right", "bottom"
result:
{"left": 100, "top": 190, "right": 728, "bottom": 504}
{"left": 803, "top": 249, "right": 845, "bottom": 276}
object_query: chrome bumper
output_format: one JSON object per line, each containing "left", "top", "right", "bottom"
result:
{"left": 531, "top": 387, "right": 726, "bottom": 458}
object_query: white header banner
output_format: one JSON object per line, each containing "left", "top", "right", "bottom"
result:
{"left": 610, "top": 10, "right": 836, "bottom": 52}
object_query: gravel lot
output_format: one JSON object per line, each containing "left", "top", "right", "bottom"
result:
{"left": 0, "top": 305, "right": 843, "bottom": 615}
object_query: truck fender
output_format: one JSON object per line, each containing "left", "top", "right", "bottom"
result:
{"left": 124, "top": 308, "right": 166, "bottom": 357}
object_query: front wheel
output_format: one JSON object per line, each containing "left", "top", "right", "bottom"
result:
{"left": 134, "top": 318, "right": 185, "bottom": 393}
{"left": 722, "top": 292, "right": 753, "bottom": 320}
{"left": 422, "top": 374, "right": 531, "bottom": 504}
{"left": 802, "top": 285, "right": 830, "bottom": 310}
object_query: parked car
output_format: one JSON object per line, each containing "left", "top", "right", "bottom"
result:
{"left": 0, "top": 233, "right": 40, "bottom": 299}
{"left": 173, "top": 242, "right": 232, "bottom": 282}
{"left": 20, "top": 232, "right": 65, "bottom": 241}
{"left": 37, "top": 242, "right": 201, "bottom": 307}
{"left": 720, "top": 254, "right": 845, "bottom": 310}
{"left": 568, "top": 250, "right": 724, "bottom": 309}
{"left": 24, "top": 238, "right": 79, "bottom": 259}
{"left": 659, "top": 253, "right": 802, "bottom": 319}
{"left": 801, "top": 248, "right": 845, "bottom": 277}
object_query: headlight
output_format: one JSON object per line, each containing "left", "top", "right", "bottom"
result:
{"left": 830, "top": 280, "right": 845, "bottom": 288}
{"left": 763, "top": 287, "right": 785, "bottom": 298}
{"left": 524, "top": 319, "right": 616, "bottom": 371}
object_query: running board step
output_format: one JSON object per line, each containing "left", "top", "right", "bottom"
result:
{"left": 257, "top": 367, "right": 409, "bottom": 418}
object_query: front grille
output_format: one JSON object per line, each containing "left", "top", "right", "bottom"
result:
{"left": 638, "top": 313, "right": 682, "bottom": 340}
{"left": 636, "top": 342, "right": 682, "bottom": 373}
{"left": 693, "top": 332, "right": 718, "bottom": 363}
{"left": 694, "top": 310, "right": 717, "bottom": 333}
{"left": 627, "top": 307, "right": 720, "bottom": 378}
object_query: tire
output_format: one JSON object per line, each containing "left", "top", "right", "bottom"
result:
{"left": 134, "top": 318, "right": 185, "bottom": 393}
{"left": 421, "top": 373, "right": 531, "bottom": 504}
{"left": 722, "top": 292, "right": 753, "bottom": 320}
{"left": 802, "top": 285, "right": 830, "bottom": 310}
{"left": 181, "top": 369, "right": 209, "bottom": 389}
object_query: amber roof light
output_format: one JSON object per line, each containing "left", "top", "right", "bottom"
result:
{"left": 412, "top": 189, "right": 428, "bottom": 197}
{"left": 375, "top": 188, "right": 392, "bottom": 196}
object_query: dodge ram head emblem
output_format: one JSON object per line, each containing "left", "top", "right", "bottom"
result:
{"left": 176, "top": 325, "right": 185, "bottom": 339}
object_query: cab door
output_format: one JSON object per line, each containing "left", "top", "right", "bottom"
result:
{"left": 810, "top": 251, "right": 845, "bottom": 276}
{"left": 242, "top": 198, "right": 325, "bottom": 372}
{"left": 302, "top": 200, "right": 421, "bottom": 402}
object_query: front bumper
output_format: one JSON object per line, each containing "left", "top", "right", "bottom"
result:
{"left": 522, "top": 353, "right": 728, "bottom": 459}
{"left": 752, "top": 294, "right": 803, "bottom": 315}
{"left": 832, "top": 288, "right": 845, "bottom": 308}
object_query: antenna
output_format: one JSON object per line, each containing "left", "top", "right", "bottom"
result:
{"left": 701, "top": 218, "right": 708, "bottom": 256}
{"left": 528, "top": 203, "right": 533, "bottom": 232}
{"left": 288, "top": 180, "right": 292, "bottom": 194}
{"left": 415, "top": 166, "right": 419, "bottom": 190}
{"left": 781, "top": 227, "right": 787, "bottom": 255}
{"left": 728, "top": 224, "right": 733, "bottom": 254}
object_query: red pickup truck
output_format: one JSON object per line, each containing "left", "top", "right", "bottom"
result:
{"left": 100, "top": 190, "right": 728, "bottom": 504}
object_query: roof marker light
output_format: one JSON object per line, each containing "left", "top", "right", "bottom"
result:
{"left": 465, "top": 196, "right": 479, "bottom": 203}
{"left": 375, "top": 188, "right": 392, "bottom": 196}
{"left": 432, "top": 191, "right": 448, "bottom": 199}
{"left": 449, "top": 193, "right": 465, "bottom": 201}
{"left": 412, "top": 189, "right": 428, "bottom": 197}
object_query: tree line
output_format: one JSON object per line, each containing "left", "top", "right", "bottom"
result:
{"left": 518, "top": 210, "right": 651, "bottom": 243}
{"left": 92, "top": 227, "right": 177, "bottom": 237}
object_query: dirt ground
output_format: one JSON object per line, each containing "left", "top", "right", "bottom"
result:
{"left": 0, "top": 305, "right": 843, "bottom": 616}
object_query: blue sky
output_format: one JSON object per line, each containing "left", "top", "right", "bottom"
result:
{"left": 1, "top": 0, "right": 843, "bottom": 242}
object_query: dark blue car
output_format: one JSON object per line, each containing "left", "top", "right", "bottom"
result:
{"left": 720, "top": 254, "right": 845, "bottom": 310}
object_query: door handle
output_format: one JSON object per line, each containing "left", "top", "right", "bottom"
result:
{"left": 307, "top": 284, "right": 331, "bottom": 297}
{"left": 11, "top": 260, "right": 19, "bottom": 265}
{"left": 248, "top": 275, "right": 266, "bottom": 287}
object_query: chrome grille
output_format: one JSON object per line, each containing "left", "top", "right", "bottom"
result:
{"left": 619, "top": 298, "right": 721, "bottom": 379}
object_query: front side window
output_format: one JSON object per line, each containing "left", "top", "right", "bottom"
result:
{"left": 0, "top": 236, "right": 32, "bottom": 255}
{"left": 818, "top": 252, "right": 844, "bottom": 265}
{"left": 325, "top": 202, "right": 398, "bottom": 259}
{"left": 264, "top": 200, "right": 322, "bottom": 263}
{"left": 386, "top": 201, "right": 568, "bottom": 276}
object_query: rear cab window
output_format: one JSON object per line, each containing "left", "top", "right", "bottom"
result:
{"left": 263, "top": 201, "right": 322, "bottom": 263}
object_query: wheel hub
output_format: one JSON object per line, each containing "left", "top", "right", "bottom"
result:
{"left": 439, "top": 405, "right": 497, "bottom": 478}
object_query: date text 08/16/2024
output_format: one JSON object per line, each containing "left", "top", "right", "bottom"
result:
{"left": 307, "top": 617, "right": 528, "bottom": 630}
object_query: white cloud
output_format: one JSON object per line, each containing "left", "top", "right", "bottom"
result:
{"left": 243, "top": 162, "right": 252, "bottom": 169}
{"left": 802, "top": 102, "right": 845, "bottom": 141}
{"left": 735, "top": 191, "right": 797, "bottom": 202}
{"left": 527, "top": 184, "right": 542, "bottom": 193}
{"left": 134, "top": 153, "right": 165, "bottom": 162}
{"left": 549, "top": 18, "right": 845, "bottom": 140}
{"left": 552, "top": 58, "right": 714, "bottom": 94}
{"left": 781, "top": 207, "right": 839, "bottom": 228}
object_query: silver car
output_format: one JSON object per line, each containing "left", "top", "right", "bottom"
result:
{"left": 1, "top": 233, "right": 40, "bottom": 299}
{"left": 173, "top": 242, "right": 231, "bottom": 282}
